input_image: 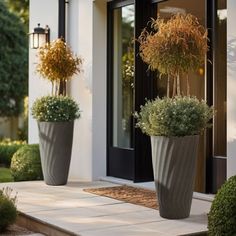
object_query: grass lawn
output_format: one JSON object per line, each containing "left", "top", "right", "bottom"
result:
{"left": 0, "top": 167, "right": 13, "bottom": 183}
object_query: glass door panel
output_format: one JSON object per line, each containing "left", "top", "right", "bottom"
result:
{"left": 113, "top": 5, "right": 135, "bottom": 149}
{"left": 155, "top": 0, "right": 206, "bottom": 192}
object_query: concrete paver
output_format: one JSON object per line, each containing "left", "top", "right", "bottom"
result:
{"left": 0, "top": 181, "right": 211, "bottom": 236}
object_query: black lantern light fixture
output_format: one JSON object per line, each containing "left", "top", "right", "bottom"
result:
{"left": 29, "top": 24, "right": 50, "bottom": 49}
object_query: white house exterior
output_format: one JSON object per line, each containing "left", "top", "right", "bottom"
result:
{"left": 29, "top": 0, "right": 107, "bottom": 181}
{"left": 29, "top": 0, "right": 236, "bottom": 193}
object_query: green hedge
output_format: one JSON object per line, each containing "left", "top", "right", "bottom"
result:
{"left": 10, "top": 144, "right": 43, "bottom": 181}
{"left": 208, "top": 176, "right": 236, "bottom": 235}
{"left": 0, "top": 168, "right": 13, "bottom": 183}
{"left": 0, "top": 140, "right": 26, "bottom": 167}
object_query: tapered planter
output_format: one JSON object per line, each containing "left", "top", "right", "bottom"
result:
{"left": 38, "top": 121, "right": 74, "bottom": 185}
{"left": 151, "top": 135, "right": 199, "bottom": 219}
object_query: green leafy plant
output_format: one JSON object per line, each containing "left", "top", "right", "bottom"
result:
{"left": 135, "top": 96, "right": 213, "bottom": 137}
{"left": 0, "top": 139, "right": 26, "bottom": 167}
{"left": 31, "top": 95, "right": 80, "bottom": 122}
{"left": 37, "top": 38, "right": 82, "bottom": 96}
{"left": 0, "top": 1, "right": 28, "bottom": 117}
{"left": 10, "top": 144, "right": 43, "bottom": 181}
{"left": 208, "top": 176, "right": 236, "bottom": 236}
{"left": 0, "top": 168, "right": 13, "bottom": 183}
{"left": 0, "top": 187, "right": 17, "bottom": 232}
{"left": 138, "top": 13, "right": 208, "bottom": 97}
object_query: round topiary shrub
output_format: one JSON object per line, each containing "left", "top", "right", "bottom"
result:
{"left": 208, "top": 175, "right": 236, "bottom": 236}
{"left": 10, "top": 144, "right": 43, "bottom": 181}
{"left": 0, "top": 187, "right": 17, "bottom": 232}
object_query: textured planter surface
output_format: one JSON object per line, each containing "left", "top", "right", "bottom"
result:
{"left": 151, "top": 135, "right": 199, "bottom": 219}
{"left": 38, "top": 121, "right": 74, "bottom": 185}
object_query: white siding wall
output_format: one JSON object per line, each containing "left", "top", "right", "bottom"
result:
{"left": 227, "top": 0, "right": 236, "bottom": 178}
{"left": 29, "top": 0, "right": 58, "bottom": 144}
{"left": 29, "top": 0, "right": 107, "bottom": 181}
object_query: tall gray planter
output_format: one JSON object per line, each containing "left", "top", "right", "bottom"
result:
{"left": 38, "top": 121, "right": 74, "bottom": 185}
{"left": 151, "top": 135, "right": 199, "bottom": 219}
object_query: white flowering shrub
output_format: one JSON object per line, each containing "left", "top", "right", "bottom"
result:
{"left": 135, "top": 96, "right": 213, "bottom": 137}
{"left": 31, "top": 95, "right": 80, "bottom": 122}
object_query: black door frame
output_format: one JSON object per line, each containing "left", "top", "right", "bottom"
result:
{"left": 107, "top": 0, "right": 155, "bottom": 182}
{"left": 107, "top": 0, "right": 226, "bottom": 191}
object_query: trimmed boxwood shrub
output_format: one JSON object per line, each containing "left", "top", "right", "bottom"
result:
{"left": 10, "top": 144, "right": 43, "bottom": 181}
{"left": 0, "top": 187, "right": 17, "bottom": 232}
{"left": 135, "top": 96, "right": 213, "bottom": 137}
{"left": 0, "top": 140, "right": 26, "bottom": 167}
{"left": 208, "top": 175, "right": 236, "bottom": 236}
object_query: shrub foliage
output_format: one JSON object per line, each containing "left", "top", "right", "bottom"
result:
{"left": 0, "top": 187, "right": 17, "bottom": 232}
{"left": 0, "top": 139, "right": 26, "bottom": 167}
{"left": 37, "top": 38, "right": 82, "bottom": 96}
{"left": 10, "top": 144, "right": 43, "bottom": 181}
{"left": 135, "top": 96, "right": 213, "bottom": 137}
{"left": 208, "top": 176, "right": 236, "bottom": 236}
{"left": 31, "top": 95, "right": 80, "bottom": 122}
{"left": 0, "top": 1, "right": 28, "bottom": 116}
{"left": 138, "top": 13, "right": 208, "bottom": 96}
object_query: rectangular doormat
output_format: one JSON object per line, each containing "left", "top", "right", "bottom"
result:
{"left": 84, "top": 185, "right": 158, "bottom": 210}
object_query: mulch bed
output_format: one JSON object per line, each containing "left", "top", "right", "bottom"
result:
{"left": 84, "top": 185, "right": 158, "bottom": 210}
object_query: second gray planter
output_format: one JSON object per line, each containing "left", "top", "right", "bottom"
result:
{"left": 151, "top": 135, "right": 199, "bottom": 219}
{"left": 38, "top": 121, "right": 74, "bottom": 185}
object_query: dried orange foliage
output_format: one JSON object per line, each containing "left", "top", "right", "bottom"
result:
{"left": 138, "top": 13, "right": 208, "bottom": 97}
{"left": 138, "top": 13, "right": 208, "bottom": 76}
{"left": 37, "top": 38, "right": 82, "bottom": 95}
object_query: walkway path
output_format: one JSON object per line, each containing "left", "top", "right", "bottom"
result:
{"left": 0, "top": 181, "right": 211, "bottom": 236}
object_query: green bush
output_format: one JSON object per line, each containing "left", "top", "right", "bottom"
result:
{"left": 10, "top": 144, "right": 43, "bottom": 181}
{"left": 208, "top": 176, "right": 236, "bottom": 236}
{"left": 135, "top": 96, "right": 213, "bottom": 137}
{"left": 0, "top": 139, "right": 26, "bottom": 167}
{"left": 0, "top": 168, "right": 13, "bottom": 183}
{"left": 31, "top": 95, "right": 81, "bottom": 122}
{"left": 0, "top": 187, "right": 17, "bottom": 232}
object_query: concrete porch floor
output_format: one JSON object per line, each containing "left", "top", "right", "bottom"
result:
{"left": 0, "top": 181, "right": 212, "bottom": 236}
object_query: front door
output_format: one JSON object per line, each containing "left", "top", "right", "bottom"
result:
{"left": 107, "top": 0, "right": 227, "bottom": 192}
{"left": 107, "top": 1, "right": 135, "bottom": 180}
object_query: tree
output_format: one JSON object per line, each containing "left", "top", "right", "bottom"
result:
{"left": 4, "top": 0, "right": 29, "bottom": 30}
{"left": 138, "top": 14, "right": 208, "bottom": 97}
{"left": 0, "top": 1, "right": 28, "bottom": 117}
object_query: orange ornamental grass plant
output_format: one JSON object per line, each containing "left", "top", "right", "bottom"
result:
{"left": 138, "top": 13, "right": 208, "bottom": 97}
{"left": 37, "top": 38, "right": 82, "bottom": 96}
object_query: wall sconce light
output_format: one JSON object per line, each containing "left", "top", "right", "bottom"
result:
{"left": 29, "top": 24, "right": 50, "bottom": 49}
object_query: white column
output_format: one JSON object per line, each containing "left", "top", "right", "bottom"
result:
{"left": 92, "top": 0, "right": 107, "bottom": 179}
{"left": 67, "top": 0, "right": 93, "bottom": 180}
{"left": 227, "top": 0, "right": 236, "bottom": 178}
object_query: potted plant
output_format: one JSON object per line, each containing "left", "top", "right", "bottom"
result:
{"left": 135, "top": 14, "right": 213, "bottom": 219}
{"left": 31, "top": 38, "right": 82, "bottom": 185}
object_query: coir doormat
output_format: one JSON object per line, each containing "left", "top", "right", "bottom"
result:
{"left": 84, "top": 185, "right": 158, "bottom": 210}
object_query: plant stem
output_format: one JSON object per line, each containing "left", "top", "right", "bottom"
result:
{"left": 59, "top": 81, "right": 67, "bottom": 96}
{"left": 172, "top": 76, "right": 176, "bottom": 97}
{"left": 186, "top": 74, "right": 190, "bottom": 96}
{"left": 177, "top": 71, "right": 181, "bottom": 96}
{"left": 167, "top": 74, "right": 170, "bottom": 98}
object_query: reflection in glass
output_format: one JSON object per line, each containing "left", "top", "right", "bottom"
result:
{"left": 113, "top": 5, "right": 134, "bottom": 148}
